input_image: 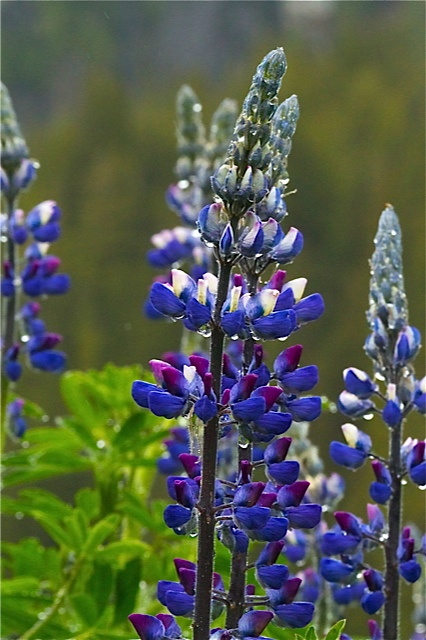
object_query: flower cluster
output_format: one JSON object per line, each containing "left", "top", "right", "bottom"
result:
{"left": 130, "top": 49, "right": 326, "bottom": 640}
{"left": 1, "top": 82, "right": 69, "bottom": 438}
{"left": 326, "top": 206, "right": 425, "bottom": 637}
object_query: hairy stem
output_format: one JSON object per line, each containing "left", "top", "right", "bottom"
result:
{"left": 383, "top": 416, "right": 403, "bottom": 640}
{"left": 193, "top": 260, "right": 232, "bottom": 640}
{"left": 226, "top": 268, "right": 257, "bottom": 628}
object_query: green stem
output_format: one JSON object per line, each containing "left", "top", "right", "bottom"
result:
{"left": 20, "top": 556, "right": 84, "bottom": 640}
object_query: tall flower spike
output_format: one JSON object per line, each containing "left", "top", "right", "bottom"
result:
{"left": 367, "top": 205, "right": 408, "bottom": 332}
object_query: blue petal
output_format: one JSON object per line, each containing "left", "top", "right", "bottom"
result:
{"left": 267, "top": 461, "right": 299, "bottom": 485}
{"left": 163, "top": 505, "right": 192, "bottom": 529}
{"left": 234, "top": 506, "right": 270, "bottom": 530}
{"left": 33, "top": 222, "right": 61, "bottom": 242}
{"left": 148, "top": 391, "right": 186, "bottom": 419}
{"left": 329, "top": 441, "right": 367, "bottom": 470}
{"left": 238, "top": 610, "right": 273, "bottom": 637}
{"left": 186, "top": 297, "right": 211, "bottom": 330}
{"left": 273, "top": 602, "right": 314, "bottom": 628}
{"left": 321, "top": 532, "right": 361, "bottom": 556}
{"left": 232, "top": 397, "right": 266, "bottom": 422}
{"left": 279, "top": 366, "right": 319, "bottom": 394}
{"left": 382, "top": 400, "right": 402, "bottom": 428}
{"left": 284, "top": 504, "right": 322, "bottom": 529}
{"left": 409, "top": 461, "right": 426, "bottom": 486}
{"left": 399, "top": 560, "right": 422, "bottom": 583}
{"left": 254, "top": 412, "right": 292, "bottom": 436}
{"left": 128, "top": 614, "right": 165, "bottom": 640}
{"left": 294, "top": 294, "right": 324, "bottom": 324}
{"left": 221, "top": 310, "right": 246, "bottom": 338}
{"left": 194, "top": 395, "right": 217, "bottom": 423}
{"left": 150, "top": 282, "right": 186, "bottom": 318}
{"left": 320, "top": 558, "right": 354, "bottom": 583}
{"left": 42, "top": 274, "right": 71, "bottom": 295}
{"left": 256, "top": 564, "right": 289, "bottom": 589}
{"left": 132, "top": 380, "right": 160, "bottom": 408}
{"left": 286, "top": 396, "right": 321, "bottom": 421}
{"left": 30, "top": 350, "right": 66, "bottom": 373}
{"left": 157, "top": 581, "right": 184, "bottom": 606}
{"left": 248, "top": 516, "right": 288, "bottom": 542}
{"left": 252, "top": 310, "right": 296, "bottom": 340}
{"left": 369, "top": 482, "right": 392, "bottom": 504}
{"left": 361, "top": 590, "right": 385, "bottom": 615}
{"left": 165, "top": 590, "right": 194, "bottom": 617}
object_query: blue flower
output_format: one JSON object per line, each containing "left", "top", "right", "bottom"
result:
{"left": 128, "top": 613, "right": 182, "bottom": 640}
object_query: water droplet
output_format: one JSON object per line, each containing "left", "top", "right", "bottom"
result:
{"left": 390, "top": 230, "right": 397, "bottom": 236}
{"left": 113, "top": 424, "right": 121, "bottom": 433}
{"left": 0, "top": 235, "right": 7, "bottom": 243}
{"left": 58, "top": 607, "right": 66, "bottom": 615}
{"left": 13, "top": 277, "right": 22, "bottom": 286}
{"left": 193, "top": 103, "right": 202, "bottom": 113}
{"left": 363, "top": 413, "right": 374, "bottom": 421}
{"left": 15, "top": 512, "right": 24, "bottom": 520}
{"left": 38, "top": 611, "right": 47, "bottom": 620}
{"left": 21, "top": 440, "right": 30, "bottom": 449}
{"left": 178, "top": 179, "right": 190, "bottom": 189}
{"left": 21, "top": 334, "right": 30, "bottom": 343}
{"left": 401, "top": 479, "right": 408, "bottom": 486}
{"left": 42, "top": 414, "right": 49, "bottom": 423}
{"left": 96, "top": 439, "right": 106, "bottom": 449}
{"left": 277, "top": 335, "right": 289, "bottom": 342}
{"left": 374, "top": 372, "right": 385, "bottom": 381}
{"left": 418, "top": 484, "right": 426, "bottom": 491}
{"left": 189, "top": 532, "right": 198, "bottom": 538}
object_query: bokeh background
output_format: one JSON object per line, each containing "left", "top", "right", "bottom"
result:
{"left": 3, "top": 1, "right": 425, "bottom": 635}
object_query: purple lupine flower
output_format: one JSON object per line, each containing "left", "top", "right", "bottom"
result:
{"left": 406, "top": 441, "right": 426, "bottom": 487}
{"left": 7, "top": 398, "right": 27, "bottom": 437}
{"left": 128, "top": 614, "right": 182, "bottom": 640}
{"left": 157, "top": 427, "right": 190, "bottom": 475}
{"left": 369, "top": 460, "right": 392, "bottom": 504}
{"left": 361, "top": 569, "right": 385, "bottom": 614}
{"left": 319, "top": 558, "right": 356, "bottom": 583}
{"left": 267, "top": 577, "right": 315, "bottom": 628}
{"left": 398, "top": 527, "right": 422, "bottom": 583}
{"left": 330, "top": 423, "right": 372, "bottom": 470}
{"left": 3, "top": 343, "right": 22, "bottom": 382}
{"left": 343, "top": 367, "right": 377, "bottom": 398}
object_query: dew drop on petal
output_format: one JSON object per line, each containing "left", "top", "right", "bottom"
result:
{"left": 21, "top": 335, "right": 30, "bottom": 343}
{"left": 418, "top": 484, "right": 426, "bottom": 491}
{"left": 363, "top": 413, "right": 374, "bottom": 421}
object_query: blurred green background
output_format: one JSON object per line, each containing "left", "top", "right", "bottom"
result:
{"left": 2, "top": 2, "right": 425, "bottom": 635}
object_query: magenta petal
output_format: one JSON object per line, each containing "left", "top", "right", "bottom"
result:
{"left": 128, "top": 614, "right": 165, "bottom": 640}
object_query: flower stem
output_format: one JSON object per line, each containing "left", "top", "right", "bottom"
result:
{"left": 383, "top": 417, "right": 403, "bottom": 640}
{"left": 193, "top": 260, "right": 232, "bottom": 640}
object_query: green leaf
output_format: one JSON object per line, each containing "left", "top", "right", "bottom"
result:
{"left": 63, "top": 508, "right": 89, "bottom": 551}
{"left": 113, "top": 557, "right": 142, "bottom": 625}
{"left": 305, "top": 627, "right": 319, "bottom": 640}
{"left": 71, "top": 592, "right": 99, "bottom": 627}
{"left": 1, "top": 576, "right": 40, "bottom": 596}
{"left": 75, "top": 487, "right": 101, "bottom": 521}
{"left": 87, "top": 561, "right": 115, "bottom": 618}
{"left": 32, "top": 513, "right": 75, "bottom": 548}
{"left": 95, "top": 539, "right": 149, "bottom": 565}
{"left": 82, "top": 513, "right": 120, "bottom": 554}
{"left": 324, "top": 620, "right": 346, "bottom": 640}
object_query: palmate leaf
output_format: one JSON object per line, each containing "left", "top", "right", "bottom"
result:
{"left": 2, "top": 537, "right": 61, "bottom": 581}
{"left": 87, "top": 561, "right": 115, "bottom": 619}
{"left": 71, "top": 592, "right": 99, "bottom": 627}
{"left": 94, "top": 539, "right": 150, "bottom": 566}
{"left": 60, "top": 364, "right": 146, "bottom": 431}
